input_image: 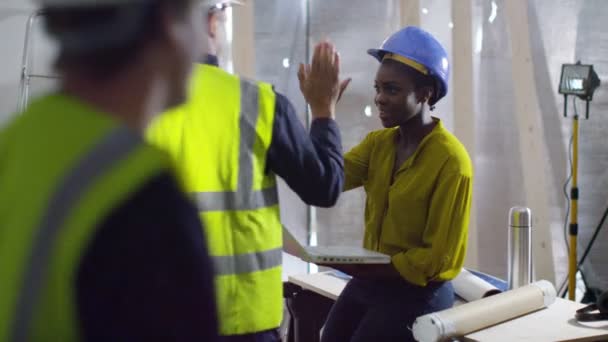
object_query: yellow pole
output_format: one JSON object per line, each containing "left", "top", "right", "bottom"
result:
{"left": 568, "top": 115, "right": 579, "bottom": 301}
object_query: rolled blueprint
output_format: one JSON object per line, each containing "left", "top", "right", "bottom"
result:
{"left": 412, "top": 280, "right": 556, "bottom": 342}
{"left": 452, "top": 269, "right": 502, "bottom": 302}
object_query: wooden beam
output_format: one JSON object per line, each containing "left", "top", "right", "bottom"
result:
{"left": 400, "top": 0, "right": 420, "bottom": 27}
{"left": 232, "top": 0, "right": 255, "bottom": 78}
{"left": 452, "top": 0, "right": 479, "bottom": 269}
{"left": 504, "top": 0, "right": 556, "bottom": 284}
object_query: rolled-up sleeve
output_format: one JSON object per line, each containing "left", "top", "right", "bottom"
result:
{"left": 391, "top": 168, "right": 473, "bottom": 286}
{"left": 266, "top": 92, "right": 344, "bottom": 207}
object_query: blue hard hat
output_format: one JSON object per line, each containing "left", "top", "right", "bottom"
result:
{"left": 368, "top": 26, "right": 449, "bottom": 106}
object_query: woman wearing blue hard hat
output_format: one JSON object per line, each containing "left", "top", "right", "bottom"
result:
{"left": 307, "top": 26, "right": 473, "bottom": 341}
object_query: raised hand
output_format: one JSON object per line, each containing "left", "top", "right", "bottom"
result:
{"left": 298, "top": 41, "right": 351, "bottom": 119}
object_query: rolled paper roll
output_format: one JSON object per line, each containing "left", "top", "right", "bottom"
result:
{"left": 412, "top": 280, "right": 556, "bottom": 342}
{"left": 453, "top": 269, "right": 502, "bottom": 302}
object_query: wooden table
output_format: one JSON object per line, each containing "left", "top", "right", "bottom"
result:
{"left": 465, "top": 298, "right": 608, "bottom": 342}
{"left": 284, "top": 272, "right": 608, "bottom": 342}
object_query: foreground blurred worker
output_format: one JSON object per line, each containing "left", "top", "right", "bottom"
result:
{"left": 147, "top": 2, "right": 349, "bottom": 340}
{"left": 0, "top": 0, "right": 218, "bottom": 340}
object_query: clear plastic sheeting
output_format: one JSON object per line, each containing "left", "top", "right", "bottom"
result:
{"left": 253, "top": 0, "right": 310, "bottom": 277}
{"left": 0, "top": 5, "right": 33, "bottom": 124}
{"left": 473, "top": 0, "right": 525, "bottom": 280}
{"left": 527, "top": 0, "right": 608, "bottom": 296}
{"left": 309, "top": 0, "right": 400, "bottom": 249}
{"left": 252, "top": 0, "right": 608, "bottom": 287}
{"left": 0, "top": 6, "right": 57, "bottom": 123}
{"left": 571, "top": 0, "right": 608, "bottom": 294}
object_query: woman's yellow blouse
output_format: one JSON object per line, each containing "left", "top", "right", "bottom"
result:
{"left": 345, "top": 119, "right": 473, "bottom": 286}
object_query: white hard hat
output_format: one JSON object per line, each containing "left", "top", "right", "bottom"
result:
{"left": 205, "top": 0, "right": 244, "bottom": 9}
{"left": 35, "top": 0, "right": 150, "bottom": 7}
{"left": 35, "top": 0, "right": 243, "bottom": 7}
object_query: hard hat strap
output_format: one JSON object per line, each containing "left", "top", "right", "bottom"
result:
{"left": 382, "top": 53, "right": 429, "bottom": 76}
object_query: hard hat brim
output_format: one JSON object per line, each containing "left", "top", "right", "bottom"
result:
{"left": 37, "top": 0, "right": 135, "bottom": 7}
{"left": 206, "top": 0, "right": 244, "bottom": 7}
{"left": 222, "top": 0, "right": 244, "bottom": 6}
{"left": 367, "top": 48, "right": 386, "bottom": 63}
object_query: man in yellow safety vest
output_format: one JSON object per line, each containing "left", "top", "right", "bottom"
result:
{"left": 147, "top": 1, "right": 350, "bottom": 340}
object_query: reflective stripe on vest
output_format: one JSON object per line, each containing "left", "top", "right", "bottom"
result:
{"left": 192, "top": 79, "right": 278, "bottom": 213}
{"left": 10, "top": 126, "right": 139, "bottom": 342}
{"left": 191, "top": 78, "right": 281, "bottom": 275}
{"left": 213, "top": 247, "right": 282, "bottom": 276}
{"left": 147, "top": 64, "right": 283, "bottom": 335}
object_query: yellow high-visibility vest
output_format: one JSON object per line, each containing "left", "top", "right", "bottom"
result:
{"left": 0, "top": 94, "right": 169, "bottom": 340}
{"left": 147, "top": 64, "right": 283, "bottom": 335}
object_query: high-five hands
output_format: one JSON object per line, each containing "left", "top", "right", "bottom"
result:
{"left": 298, "top": 41, "right": 351, "bottom": 120}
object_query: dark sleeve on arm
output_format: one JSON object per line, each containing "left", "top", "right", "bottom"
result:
{"left": 76, "top": 172, "right": 218, "bottom": 342}
{"left": 266, "top": 92, "right": 344, "bottom": 207}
